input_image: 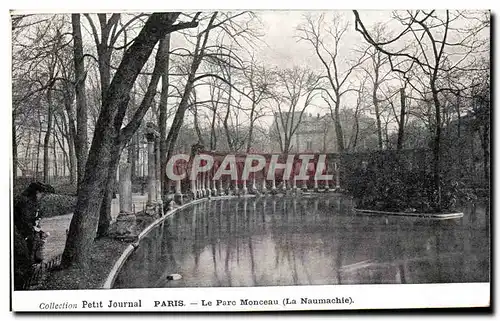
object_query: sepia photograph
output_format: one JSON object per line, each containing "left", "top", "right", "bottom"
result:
{"left": 9, "top": 8, "right": 491, "bottom": 312}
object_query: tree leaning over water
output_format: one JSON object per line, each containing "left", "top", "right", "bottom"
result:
{"left": 61, "top": 13, "right": 200, "bottom": 268}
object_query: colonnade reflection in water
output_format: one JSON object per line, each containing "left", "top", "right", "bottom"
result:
{"left": 114, "top": 196, "right": 489, "bottom": 288}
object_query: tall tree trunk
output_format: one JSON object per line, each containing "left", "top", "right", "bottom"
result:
{"left": 223, "top": 105, "right": 233, "bottom": 152}
{"left": 210, "top": 107, "right": 217, "bottom": 150}
{"left": 96, "top": 15, "right": 175, "bottom": 238}
{"left": 96, "top": 143, "right": 120, "bottom": 238}
{"left": 62, "top": 145, "right": 67, "bottom": 177}
{"left": 72, "top": 14, "right": 89, "bottom": 192}
{"left": 246, "top": 103, "right": 256, "bottom": 153}
{"left": 54, "top": 119, "right": 71, "bottom": 182}
{"left": 12, "top": 123, "right": 17, "bottom": 181}
{"left": 53, "top": 132, "right": 58, "bottom": 179}
{"left": 397, "top": 87, "right": 406, "bottom": 150}
{"left": 43, "top": 89, "right": 53, "bottom": 183}
{"left": 62, "top": 13, "right": 186, "bottom": 268}
{"left": 23, "top": 129, "right": 32, "bottom": 178}
{"left": 88, "top": 13, "right": 117, "bottom": 241}
{"left": 35, "top": 111, "right": 42, "bottom": 180}
{"left": 223, "top": 72, "right": 233, "bottom": 152}
{"left": 192, "top": 105, "right": 205, "bottom": 146}
{"left": 67, "top": 125, "right": 77, "bottom": 185}
{"left": 373, "top": 93, "right": 382, "bottom": 150}
{"left": 333, "top": 99, "right": 345, "bottom": 153}
{"left": 96, "top": 13, "right": 115, "bottom": 103}
{"left": 164, "top": 13, "right": 217, "bottom": 161}
{"left": 431, "top": 84, "right": 442, "bottom": 210}
{"left": 372, "top": 63, "right": 383, "bottom": 150}
{"left": 127, "top": 89, "right": 138, "bottom": 182}
{"left": 456, "top": 91, "right": 461, "bottom": 139}
{"left": 159, "top": 33, "right": 171, "bottom": 197}
{"left": 61, "top": 85, "right": 78, "bottom": 185}
{"left": 352, "top": 112, "right": 360, "bottom": 151}
{"left": 165, "top": 80, "right": 195, "bottom": 161}
{"left": 128, "top": 134, "right": 137, "bottom": 181}
{"left": 480, "top": 122, "right": 490, "bottom": 184}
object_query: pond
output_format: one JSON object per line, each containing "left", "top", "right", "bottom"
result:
{"left": 113, "top": 195, "right": 489, "bottom": 288}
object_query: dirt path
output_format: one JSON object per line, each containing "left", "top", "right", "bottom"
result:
{"left": 40, "top": 194, "right": 149, "bottom": 260}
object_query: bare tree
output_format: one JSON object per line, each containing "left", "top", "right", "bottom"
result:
{"left": 158, "top": 33, "right": 171, "bottom": 195}
{"left": 270, "top": 67, "right": 319, "bottom": 154}
{"left": 240, "top": 56, "right": 273, "bottom": 152}
{"left": 346, "top": 75, "right": 369, "bottom": 151}
{"left": 71, "top": 14, "right": 88, "bottom": 190}
{"left": 297, "top": 13, "right": 368, "bottom": 152}
{"left": 354, "top": 9, "right": 489, "bottom": 209}
{"left": 62, "top": 13, "right": 200, "bottom": 268}
{"left": 164, "top": 13, "right": 219, "bottom": 163}
{"left": 163, "top": 11, "right": 260, "bottom": 160}
{"left": 357, "top": 23, "right": 398, "bottom": 150}
{"left": 82, "top": 13, "right": 161, "bottom": 237}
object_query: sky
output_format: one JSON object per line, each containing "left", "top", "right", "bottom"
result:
{"left": 225, "top": 10, "right": 396, "bottom": 125}
{"left": 226, "top": 10, "right": 489, "bottom": 127}
{"left": 255, "top": 10, "right": 392, "bottom": 70}
{"left": 11, "top": 10, "right": 490, "bottom": 130}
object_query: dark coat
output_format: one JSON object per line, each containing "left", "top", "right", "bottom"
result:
{"left": 13, "top": 182, "right": 54, "bottom": 290}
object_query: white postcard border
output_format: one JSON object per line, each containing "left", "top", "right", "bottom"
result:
{"left": 12, "top": 283, "right": 490, "bottom": 312}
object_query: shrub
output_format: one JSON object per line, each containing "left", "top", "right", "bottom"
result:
{"left": 343, "top": 150, "right": 471, "bottom": 213}
{"left": 14, "top": 178, "right": 77, "bottom": 196}
{"left": 38, "top": 194, "right": 77, "bottom": 218}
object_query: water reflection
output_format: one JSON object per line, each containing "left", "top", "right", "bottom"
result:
{"left": 114, "top": 196, "right": 489, "bottom": 288}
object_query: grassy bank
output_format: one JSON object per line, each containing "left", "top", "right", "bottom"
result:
{"left": 39, "top": 237, "right": 129, "bottom": 290}
{"left": 39, "top": 212, "right": 157, "bottom": 290}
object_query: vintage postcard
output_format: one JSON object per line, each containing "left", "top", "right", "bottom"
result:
{"left": 10, "top": 9, "right": 490, "bottom": 312}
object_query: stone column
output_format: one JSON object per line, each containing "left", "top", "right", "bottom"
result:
{"left": 200, "top": 173, "right": 206, "bottom": 197}
{"left": 325, "top": 162, "right": 330, "bottom": 192}
{"left": 145, "top": 123, "right": 160, "bottom": 215}
{"left": 212, "top": 175, "right": 218, "bottom": 196}
{"left": 110, "top": 162, "right": 138, "bottom": 241}
{"left": 197, "top": 175, "right": 203, "bottom": 198}
{"left": 190, "top": 178, "right": 197, "bottom": 199}
{"left": 335, "top": 162, "right": 341, "bottom": 190}
{"left": 204, "top": 172, "right": 210, "bottom": 196}
{"left": 155, "top": 138, "right": 162, "bottom": 202}
{"left": 146, "top": 135, "right": 157, "bottom": 205}
{"left": 261, "top": 168, "right": 267, "bottom": 194}
{"left": 174, "top": 179, "right": 183, "bottom": 205}
{"left": 271, "top": 178, "right": 277, "bottom": 193}
{"left": 324, "top": 162, "right": 330, "bottom": 191}
{"left": 281, "top": 179, "right": 287, "bottom": 193}
{"left": 233, "top": 180, "right": 239, "bottom": 195}
{"left": 155, "top": 137, "right": 163, "bottom": 216}
{"left": 261, "top": 178, "right": 267, "bottom": 194}
{"left": 218, "top": 179, "right": 224, "bottom": 196}
{"left": 313, "top": 158, "right": 319, "bottom": 191}
{"left": 119, "top": 163, "right": 133, "bottom": 214}
{"left": 242, "top": 179, "right": 248, "bottom": 195}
